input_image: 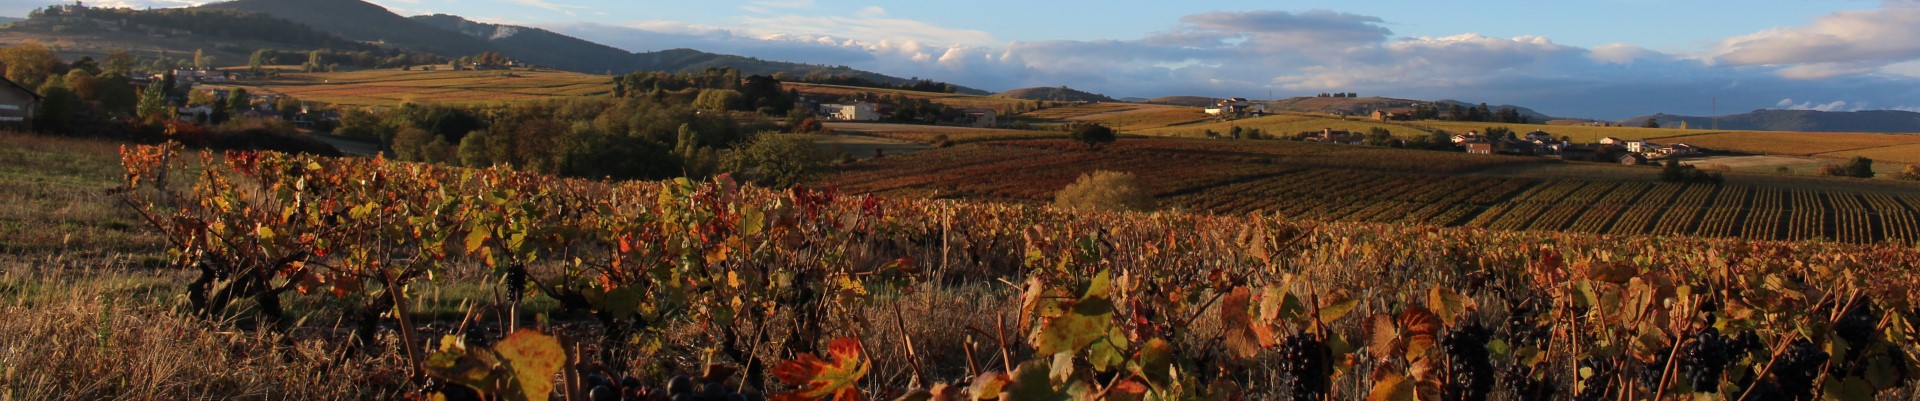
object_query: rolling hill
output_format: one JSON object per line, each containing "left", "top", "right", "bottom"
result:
{"left": 997, "top": 86, "right": 1115, "bottom": 102}
{"left": 198, "top": 0, "right": 973, "bottom": 87}
{"left": 1145, "top": 96, "right": 1217, "bottom": 107}
{"left": 1622, "top": 109, "right": 1920, "bottom": 133}
{"left": 200, "top": 0, "right": 493, "bottom": 57}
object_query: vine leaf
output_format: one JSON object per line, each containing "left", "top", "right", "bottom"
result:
{"left": 495, "top": 329, "right": 566, "bottom": 401}
{"left": 772, "top": 337, "right": 870, "bottom": 401}
{"left": 1029, "top": 270, "right": 1114, "bottom": 356}
{"left": 1367, "top": 374, "right": 1416, "bottom": 401}
{"left": 1397, "top": 307, "right": 1442, "bottom": 359}
{"left": 1426, "top": 287, "right": 1473, "bottom": 327}
{"left": 1221, "top": 286, "right": 1274, "bottom": 359}
{"left": 1000, "top": 359, "right": 1069, "bottom": 401}
{"left": 967, "top": 371, "right": 1010, "bottom": 401}
{"left": 423, "top": 328, "right": 567, "bottom": 401}
{"left": 1365, "top": 313, "right": 1401, "bottom": 359}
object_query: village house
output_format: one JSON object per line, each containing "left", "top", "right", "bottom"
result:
{"left": 1370, "top": 109, "right": 1415, "bottom": 121}
{"left": 1308, "top": 128, "right": 1363, "bottom": 145}
{"left": 1452, "top": 130, "right": 1484, "bottom": 144}
{"left": 1624, "top": 139, "right": 1655, "bottom": 154}
{"left": 1599, "top": 137, "right": 1624, "bottom": 145}
{"left": 955, "top": 108, "right": 997, "bottom": 128}
{"left": 1205, "top": 98, "right": 1266, "bottom": 117}
{"left": 0, "top": 76, "right": 43, "bottom": 130}
{"left": 1465, "top": 142, "right": 1494, "bottom": 155}
{"left": 821, "top": 101, "right": 879, "bottom": 122}
{"left": 1663, "top": 143, "right": 1700, "bottom": 156}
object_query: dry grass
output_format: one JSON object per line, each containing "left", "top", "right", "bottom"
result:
{"left": 0, "top": 266, "right": 414, "bottom": 401}
{"left": 0, "top": 133, "right": 166, "bottom": 262}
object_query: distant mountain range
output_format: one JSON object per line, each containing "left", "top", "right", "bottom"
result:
{"left": 1621, "top": 110, "right": 1920, "bottom": 133}
{"left": 997, "top": 86, "right": 1115, "bottom": 102}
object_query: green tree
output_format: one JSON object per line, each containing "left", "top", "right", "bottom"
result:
{"left": 305, "top": 51, "right": 322, "bottom": 73}
{"left": 227, "top": 88, "right": 250, "bottom": 113}
{"left": 104, "top": 50, "right": 136, "bottom": 76}
{"left": 248, "top": 49, "right": 269, "bottom": 74}
{"left": 722, "top": 131, "right": 824, "bottom": 188}
{"left": 457, "top": 130, "right": 491, "bottom": 167}
{"left": 1642, "top": 118, "right": 1660, "bottom": 129}
{"left": 137, "top": 81, "right": 171, "bottom": 120}
{"left": 1069, "top": 123, "right": 1117, "bottom": 150}
{"left": 193, "top": 49, "right": 211, "bottom": 69}
{"left": 34, "top": 79, "right": 76, "bottom": 133}
{"left": 0, "top": 42, "right": 62, "bottom": 87}
{"left": 1847, "top": 156, "right": 1875, "bottom": 178}
{"left": 1054, "top": 170, "right": 1154, "bottom": 212}
{"left": 694, "top": 89, "right": 743, "bottom": 111}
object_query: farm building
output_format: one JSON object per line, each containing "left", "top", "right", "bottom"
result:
{"left": 955, "top": 108, "right": 997, "bottom": 128}
{"left": 0, "top": 77, "right": 41, "bottom": 130}
{"left": 822, "top": 102, "right": 879, "bottom": 122}
{"left": 1370, "top": 109, "right": 1414, "bottom": 121}
{"left": 1465, "top": 142, "right": 1493, "bottom": 155}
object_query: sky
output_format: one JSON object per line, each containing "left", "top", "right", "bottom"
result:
{"left": 11, "top": 0, "right": 1920, "bottom": 119}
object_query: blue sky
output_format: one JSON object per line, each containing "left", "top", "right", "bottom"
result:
{"left": 16, "top": 0, "right": 1920, "bottom": 119}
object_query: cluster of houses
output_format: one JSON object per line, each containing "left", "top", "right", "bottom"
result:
{"left": 1204, "top": 98, "right": 1267, "bottom": 118}
{"left": 801, "top": 99, "right": 999, "bottom": 128}
{"left": 1452, "top": 130, "right": 1699, "bottom": 165}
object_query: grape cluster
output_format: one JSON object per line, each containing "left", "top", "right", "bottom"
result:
{"left": 1440, "top": 322, "right": 1494, "bottom": 401}
{"left": 1571, "top": 358, "right": 1613, "bottom": 401}
{"left": 1500, "top": 301, "right": 1550, "bottom": 348}
{"left": 1679, "top": 327, "right": 1732, "bottom": 393}
{"left": 1277, "top": 332, "right": 1332, "bottom": 398}
{"left": 1770, "top": 339, "right": 1828, "bottom": 401}
{"left": 1635, "top": 353, "right": 1668, "bottom": 389}
{"left": 1833, "top": 301, "right": 1878, "bottom": 357}
{"left": 1498, "top": 363, "right": 1555, "bottom": 401}
{"left": 506, "top": 264, "right": 530, "bottom": 304}
{"left": 572, "top": 374, "right": 762, "bottom": 401}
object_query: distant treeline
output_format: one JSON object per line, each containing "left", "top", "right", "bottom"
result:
{"left": 612, "top": 68, "right": 798, "bottom": 115}
{"left": 1411, "top": 103, "right": 1531, "bottom": 123}
{"left": 340, "top": 96, "right": 779, "bottom": 180}
{"left": 781, "top": 73, "right": 961, "bottom": 94}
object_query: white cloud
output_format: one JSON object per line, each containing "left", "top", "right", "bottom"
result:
{"left": 1713, "top": 6, "right": 1920, "bottom": 78}
{"left": 1776, "top": 99, "right": 1855, "bottom": 111}
{"left": 502, "top": 0, "right": 588, "bottom": 16}
{"left": 553, "top": 5, "right": 1920, "bottom": 120}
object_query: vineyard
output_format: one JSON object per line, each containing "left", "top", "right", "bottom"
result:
{"left": 220, "top": 69, "right": 616, "bottom": 106}
{"left": 830, "top": 138, "right": 1920, "bottom": 245}
{"left": 26, "top": 142, "right": 1914, "bottom": 401}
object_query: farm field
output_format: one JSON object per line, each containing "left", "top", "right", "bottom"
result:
{"left": 216, "top": 69, "right": 615, "bottom": 106}
{"left": 1135, "top": 112, "right": 1420, "bottom": 138}
{"left": 828, "top": 137, "right": 1920, "bottom": 244}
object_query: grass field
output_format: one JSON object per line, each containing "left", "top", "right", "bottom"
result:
{"left": 216, "top": 69, "right": 614, "bottom": 107}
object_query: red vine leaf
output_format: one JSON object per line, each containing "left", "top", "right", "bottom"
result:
{"left": 1221, "top": 286, "right": 1274, "bottom": 359}
{"left": 773, "top": 337, "right": 869, "bottom": 401}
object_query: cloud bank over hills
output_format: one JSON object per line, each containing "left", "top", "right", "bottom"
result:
{"left": 33, "top": 0, "right": 1920, "bottom": 120}
{"left": 543, "top": 2, "right": 1920, "bottom": 119}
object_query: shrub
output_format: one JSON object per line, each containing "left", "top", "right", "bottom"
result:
{"left": 1822, "top": 156, "right": 1875, "bottom": 178}
{"left": 1068, "top": 123, "right": 1116, "bottom": 150}
{"left": 722, "top": 131, "right": 825, "bottom": 188}
{"left": 1054, "top": 170, "right": 1154, "bottom": 212}
{"left": 1898, "top": 164, "right": 1920, "bottom": 181}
